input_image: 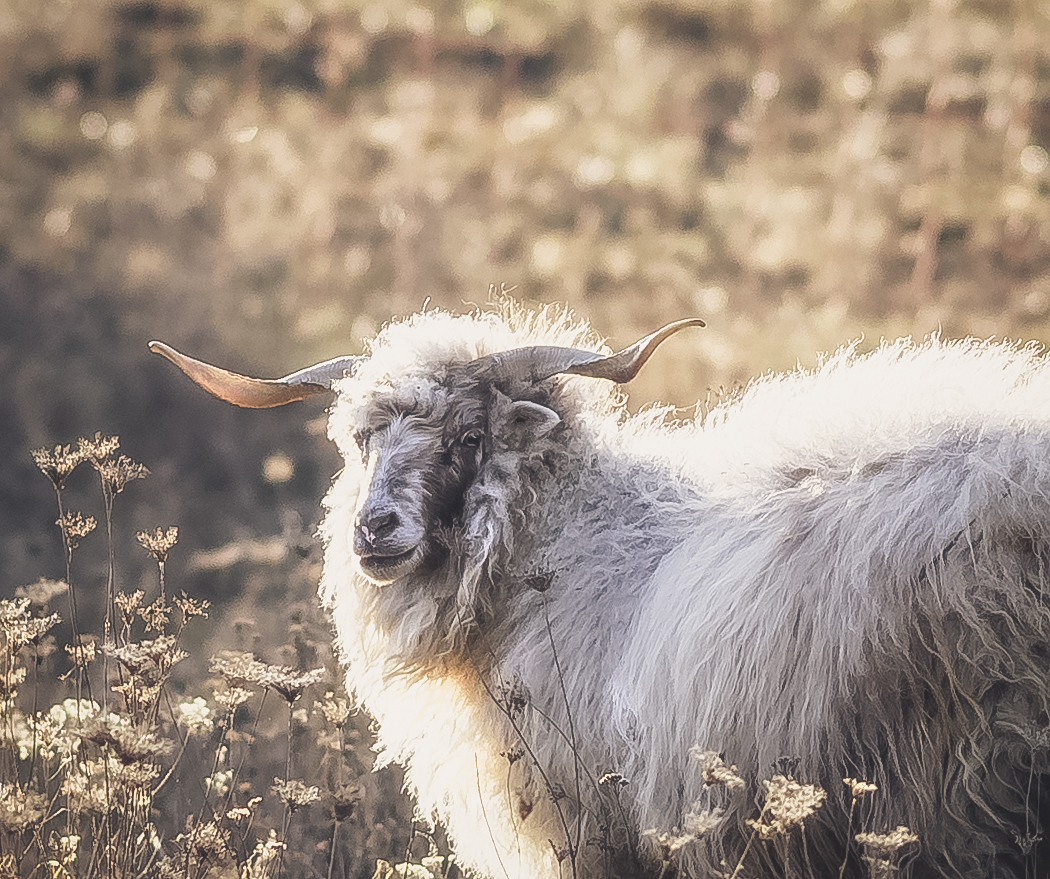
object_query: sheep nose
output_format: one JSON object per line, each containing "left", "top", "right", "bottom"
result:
{"left": 355, "top": 509, "right": 401, "bottom": 550}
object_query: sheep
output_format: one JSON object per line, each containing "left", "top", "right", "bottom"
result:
{"left": 150, "top": 303, "right": 1050, "bottom": 879}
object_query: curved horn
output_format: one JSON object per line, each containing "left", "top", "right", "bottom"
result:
{"left": 471, "top": 318, "right": 705, "bottom": 386}
{"left": 148, "top": 341, "right": 362, "bottom": 408}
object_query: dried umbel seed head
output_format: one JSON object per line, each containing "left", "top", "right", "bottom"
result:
{"left": 1, "top": 599, "right": 60, "bottom": 654}
{"left": 641, "top": 828, "right": 697, "bottom": 860}
{"left": 746, "top": 776, "right": 827, "bottom": 839}
{"left": 214, "top": 686, "right": 254, "bottom": 713}
{"left": 31, "top": 445, "right": 85, "bottom": 489}
{"left": 137, "top": 527, "right": 179, "bottom": 563}
{"left": 272, "top": 778, "right": 320, "bottom": 812}
{"left": 174, "top": 593, "right": 209, "bottom": 621}
{"left": 114, "top": 590, "right": 144, "bottom": 627}
{"left": 56, "top": 512, "right": 96, "bottom": 549}
{"left": 855, "top": 826, "right": 920, "bottom": 859}
{"left": 320, "top": 691, "right": 351, "bottom": 727}
{"left": 256, "top": 665, "right": 327, "bottom": 705}
{"left": 65, "top": 639, "right": 97, "bottom": 668}
{"left": 138, "top": 598, "right": 170, "bottom": 632}
{"left": 99, "top": 455, "right": 149, "bottom": 495}
{"left": 210, "top": 651, "right": 270, "bottom": 688}
{"left": 689, "top": 748, "right": 745, "bottom": 789}
{"left": 845, "top": 777, "right": 878, "bottom": 799}
{"left": 77, "top": 433, "right": 120, "bottom": 467}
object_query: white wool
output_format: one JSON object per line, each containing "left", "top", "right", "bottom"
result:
{"left": 318, "top": 307, "right": 1050, "bottom": 879}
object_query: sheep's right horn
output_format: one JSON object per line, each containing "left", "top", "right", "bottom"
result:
{"left": 149, "top": 341, "right": 362, "bottom": 408}
{"left": 472, "top": 318, "right": 705, "bottom": 386}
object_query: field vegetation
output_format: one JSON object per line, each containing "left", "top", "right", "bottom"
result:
{"left": 4, "top": 0, "right": 1050, "bottom": 875}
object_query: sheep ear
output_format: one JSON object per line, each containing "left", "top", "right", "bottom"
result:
{"left": 496, "top": 401, "right": 561, "bottom": 450}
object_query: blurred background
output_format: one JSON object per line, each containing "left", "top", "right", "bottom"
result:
{"left": 4, "top": 0, "right": 1050, "bottom": 874}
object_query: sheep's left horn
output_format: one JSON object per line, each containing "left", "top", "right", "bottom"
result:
{"left": 473, "top": 318, "right": 705, "bottom": 386}
{"left": 149, "top": 341, "right": 362, "bottom": 408}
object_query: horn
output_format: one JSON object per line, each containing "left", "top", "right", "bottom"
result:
{"left": 149, "top": 341, "right": 362, "bottom": 408}
{"left": 470, "top": 318, "right": 705, "bottom": 385}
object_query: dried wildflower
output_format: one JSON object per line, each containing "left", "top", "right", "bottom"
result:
{"left": 31, "top": 444, "right": 85, "bottom": 488}
{"left": 855, "top": 826, "right": 919, "bottom": 858}
{"left": 174, "top": 592, "right": 209, "bottom": 621}
{"left": 0, "top": 784, "right": 47, "bottom": 831}
{"left": 845, "top": 777, "right": 878, "bottom": 799}
{"left": 245, "top": 829, "right": 286, "bottom": 878}
{"left": 272, "top": 777, "right": 320, "bottom": 811}
{"left": 107, "top": 635, "right": 185, "bottom": 676}
{"left": 110, "top": 680, "right": 162, "bottom": 713}
{"left": 210, "top": 651, "right": 270, "bottom": 688}
{"left": 56, "top": 512, "right": 96, "bottom": 549}
{"left": 321, "top": 691, "right": 351, "bottom": 727}
{"left": 114, "top": 590, "right": 144, "bottom": 626}
{"left": 137, "top": 526, "right": 178, "bottom": 562}
{"left": 684, "top": 806, "right": 724, "bottom": 836}
{"left": 181, "top": 819, "right": 229, "bottom": 859}
{"left": 641, "top": 828, "right": 696, "bottom": 859}
{"left": 690, "top": 748, "right": 745, "bottom": 789}
{"left": 746, "top": 776, "right": 826, "bottom": 838}
{"left": 138, "top": 597, "right": 170, "bottom": 632}
{"left": 65, "top": 638, "right": 97, "bottom": 667}
{"left": 15, "top": 578, "right": 68, "bottom": 608}
{"left": 99, "top": 455, "right": 149, "bottom": 494}
{"left": 1, "top": 599, "right": 59, "bottom": 653}
{"left": 0, "top": 666, "right": 27, "bottom": 701}
{"left": 178, "top": 697, "right": 214, "bottom": 735}
{"left": 215, "top": 685, "right": 254, "bottom": 713}
{"left": 81, "top": 718, "right": 173, "bottom": 765}
{"left": 258, "top": 664, "right": 327, "bottom": 704}
{"left": 598, "top": 772, "right": 629, "bottom": 788}
{"left": 78, "top": 433, "right": 120, "bottom": 467}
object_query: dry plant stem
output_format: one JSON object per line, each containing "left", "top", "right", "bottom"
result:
{"left": 503, "top": 759, "right": 523, "bottom": 874}
{"left": 274, "top": 700, "right": 295, "bottom": 879}
{"left": 326, "top": 818, "right": 340, "bottom": 879}
{"left": 402, "top": 818, "right": 416, "bottom": 879}
{"left": 730, "top": 801, "right": 771, "bottom": 879}
{"left": 838, "top": 797, "right": 857, "bottom": 879}
{"left": 220, "top": 689, "right": 269, "bottom": 832}
{"left": 154, "top": 690, "right": 191, "bottom": 795}
{"left": 52, "top": 484, "right": 92, "bottom": 712}
{"left": 544, "top": 599, "right": 582, "bottom": 861}
{"left": 480, "top": 674, "right": 578, "bottom": 879}
{"left": 326, "top": 722, "right": 346, "bottom": 879}
{"left": 475, "top": 754, "right": 512, "bottom": 879}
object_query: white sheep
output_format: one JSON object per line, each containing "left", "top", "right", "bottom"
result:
{"left": 151, "top": 303, "right": 1050, "bottom": 879}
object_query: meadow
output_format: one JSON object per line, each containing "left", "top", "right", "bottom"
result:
{"left": 5, "top": 0, "right": 1050, "bottom": 875}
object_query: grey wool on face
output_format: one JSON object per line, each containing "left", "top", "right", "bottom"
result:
{"left": 155, "top": 304, "right": 1050, "bottom": 879}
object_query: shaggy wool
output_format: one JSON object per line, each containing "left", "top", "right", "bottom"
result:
{"left": 318, "top": 304, "right": 1050, "bottom": 879}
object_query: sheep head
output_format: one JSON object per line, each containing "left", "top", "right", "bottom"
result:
{"left": 149, "top": 313, "right": 703, "bottom": 597}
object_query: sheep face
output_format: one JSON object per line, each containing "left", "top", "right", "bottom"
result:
{"left": 344, "top": 376, "right": 562, "bottom": 587}
{"left": 349, "top": 385, "right": 487, "bottom": 583}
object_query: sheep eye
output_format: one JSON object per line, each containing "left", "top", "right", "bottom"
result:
{"left": 460, "top": 429, "right": 484, "bottom": 449}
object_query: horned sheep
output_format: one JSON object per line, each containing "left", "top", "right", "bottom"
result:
{"left": 151, "top": 304, "right": 1050, "bottom": 879}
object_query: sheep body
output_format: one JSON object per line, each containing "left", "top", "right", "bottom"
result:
{"left": 317, "top": 307, "right": 1050, "bottom": 879}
